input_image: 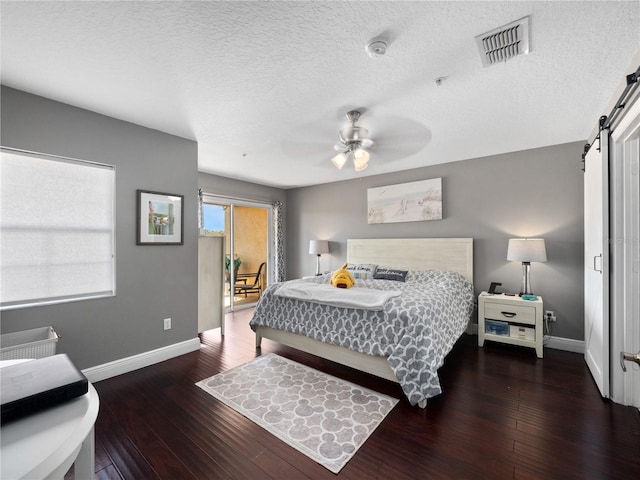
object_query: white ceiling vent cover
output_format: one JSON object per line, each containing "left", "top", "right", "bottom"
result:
{"left": 476, "top": 16, "right": 530, "bottom": 67}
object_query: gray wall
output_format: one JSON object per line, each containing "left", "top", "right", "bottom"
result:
{"left": 0, "top": 85, "right": 585, "bottom": 369}
{"left": 286, "top": 142, "right": 585, "bottom": 340}
{"left": 198, "top": 172, "right": 286, "bottom": 205}
{"left": 1, "top": 86, "right": 199, "bottom": 369}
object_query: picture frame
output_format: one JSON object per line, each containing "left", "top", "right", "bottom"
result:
{"left": 137, "top": 190, "right": 184, "bottom": 245}
{"left": 367, "top": 177, "right": 442, "bottom": 224}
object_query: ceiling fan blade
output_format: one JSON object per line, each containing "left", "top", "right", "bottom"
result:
{"left": 281, "top": 140, "right": 332, "bottom": 158}
{"left": 280, "top": 109, "right": 341, "bottom": 158}
{"left": 368, "top": 117, "right": 431, "bottom": 163}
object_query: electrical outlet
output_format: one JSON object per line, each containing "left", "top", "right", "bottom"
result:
{"left": 163, "top": 317, "right": 172, "bottom": 330}
{"left": 545, "top": 310, "right": 557, "bottom": 322}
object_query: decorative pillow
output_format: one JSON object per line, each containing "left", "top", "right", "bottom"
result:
{"left": 345, "top": 263, "right": 377, "bottom": 280}
{"left": 374, "top": 268, "right": 409, "bottom": 282}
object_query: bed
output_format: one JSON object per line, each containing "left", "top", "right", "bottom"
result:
{"left": 250, "top": 238, "right": 474, "bottom": 408}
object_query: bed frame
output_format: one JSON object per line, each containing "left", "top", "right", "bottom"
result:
{"left": 255, "top": 238, "right": 474, "bottom": 407}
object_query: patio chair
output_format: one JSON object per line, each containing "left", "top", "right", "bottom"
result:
{"left": 234, "top": 262, "right": 266, "bottom": 298}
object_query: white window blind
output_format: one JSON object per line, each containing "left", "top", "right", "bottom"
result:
{"left": 0, "top": 148, "right": 115, "bottom": 310}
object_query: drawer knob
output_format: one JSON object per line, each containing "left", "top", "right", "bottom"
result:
{"left": 501, "top": 311, "right": 517, "bottom": 318}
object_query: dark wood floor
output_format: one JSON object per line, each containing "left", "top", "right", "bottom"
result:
{"left": 90, "top": 309, "right": 640, "bottom": 479}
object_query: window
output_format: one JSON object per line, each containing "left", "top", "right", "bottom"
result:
{"left": 0, "top": 148, "right": 115, "bottom": 310}
{"left": 201, "top": 203, "right": 225, "bottom": 236}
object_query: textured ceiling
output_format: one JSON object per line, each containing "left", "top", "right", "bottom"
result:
{"left": 1, "top": 1, "right": 639, "bottom": 188}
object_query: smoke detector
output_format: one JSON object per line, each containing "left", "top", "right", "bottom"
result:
{"left": 475, "top": 16, "right": 530, "bottom": 67}
{"left": 366, "top": 40, "right": 388, "bottom": 58}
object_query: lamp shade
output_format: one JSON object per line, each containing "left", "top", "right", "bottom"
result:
{"left": 507, "top": 238, "right": 547, "bottom": 263}
{"left": 353, "top": 148, "right": 369, "bottom": 161}
{"left": 309, "top": 240, "right": 329, "bottom": 255}
{"left": 331, "top": 153, "right": 347, "bottom": 169}
{"left": 353, "top": 149, "right": 369, "bottom": 171}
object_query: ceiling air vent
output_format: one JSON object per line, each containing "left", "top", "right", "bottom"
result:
{"left": 475, "top": 16, "right": 530, "bottom": 67}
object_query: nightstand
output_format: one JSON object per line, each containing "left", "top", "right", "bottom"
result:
{"left": 478, "top": 292, "right": 544, "bottom": 358}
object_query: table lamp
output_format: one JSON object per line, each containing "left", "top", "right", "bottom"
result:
{"left": 309, "top": 240, "right": 329, "bottom": 276}
{"left": 507, "top": 238, "right": 547, "bottom": 295}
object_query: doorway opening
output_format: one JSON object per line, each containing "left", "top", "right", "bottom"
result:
{"left": 201, "top": 197, "right": 271, "bottom": 312}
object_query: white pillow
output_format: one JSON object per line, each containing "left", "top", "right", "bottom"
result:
{"left": 345, "top": 263, "right": 377, "bottom": 280}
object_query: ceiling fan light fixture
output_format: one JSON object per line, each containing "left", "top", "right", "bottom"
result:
{"left": 353, "top": 147, "right": 369, "bottom": 162}
{"left": 331, "top": 110, "right": 374, "bottom": 173}
{"left": 331, "top": 152, "right": 348, "bottom": 169}
{"left": 353, "top": 148, "right": 369, "bottom": 171}
{"left": 353, "top": 155, "right": 369, "bottom": 171}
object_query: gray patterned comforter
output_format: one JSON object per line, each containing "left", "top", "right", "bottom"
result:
{"left": 249, "top": 270, "right": 474, "bottom": 405}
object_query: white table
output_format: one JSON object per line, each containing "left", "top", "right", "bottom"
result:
{"left": 1, "top": 360, "right": 99, "bottom": 480}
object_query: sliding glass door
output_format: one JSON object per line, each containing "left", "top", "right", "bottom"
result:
{"left": 201, "top": 196, "right": 271, "bottom": 311}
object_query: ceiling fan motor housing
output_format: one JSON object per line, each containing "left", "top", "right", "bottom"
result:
{"left": 339, "top": 126, "right": 369, "bottom": 145}
{"left": 332, "top": 110, "right": 373, "bottom": 171}
{"left": 339, "top": 111, "right": 370, "bottom": 147}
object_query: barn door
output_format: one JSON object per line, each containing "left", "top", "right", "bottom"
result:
{"left": 610, "top": 97, "right": 640, "bottom": 409}
{"left": 584, "top": 134, "right": 610, "bottom": 398}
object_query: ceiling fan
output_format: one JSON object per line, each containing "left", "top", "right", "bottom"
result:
{"left": 331, "top": 110, "right": 374, "bottom": 172}
{"left": 279, "top": 108, "right": 431, "bottom": 170}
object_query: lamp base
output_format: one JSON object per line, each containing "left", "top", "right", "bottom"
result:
{"left": 520, "top": 262, "right": 534, "bottom": 296}
{"left": 315, "top": 255, "right": 321, "bottom": 276}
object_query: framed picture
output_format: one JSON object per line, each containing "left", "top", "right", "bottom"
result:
{"left": 367, "top": 177, "right": 442, "bottom": 224}
{"left": 137, "top": 190, "right": 184, "bottom": 245}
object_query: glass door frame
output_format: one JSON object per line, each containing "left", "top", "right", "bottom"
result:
{"left": 200, "top": 192, "right": 273, "bottom": 312}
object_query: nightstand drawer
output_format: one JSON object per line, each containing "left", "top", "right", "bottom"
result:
{"left": 484, "top": 303, "right": 536, "bottom": 325}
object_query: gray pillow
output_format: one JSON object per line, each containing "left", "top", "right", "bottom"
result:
{"left": 374, "top": 268, "right": 408, "bottom": 282}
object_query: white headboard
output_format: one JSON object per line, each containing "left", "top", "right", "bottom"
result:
{"left": 347, "top": 238, "right": 474, "bottom": 283}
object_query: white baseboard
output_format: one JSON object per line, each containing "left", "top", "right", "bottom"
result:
{"left": 468, "top": 325, "right": 584, "bottom": 354}
{"left": 82, "top": 337, "right": 201, "bottom": 383}
{"left": 544, "top": 336, "right": 584, "bottom": 354}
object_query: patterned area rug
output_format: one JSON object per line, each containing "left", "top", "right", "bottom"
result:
{"left": 196, "top": 354, "right": 398, "bottom": 473}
